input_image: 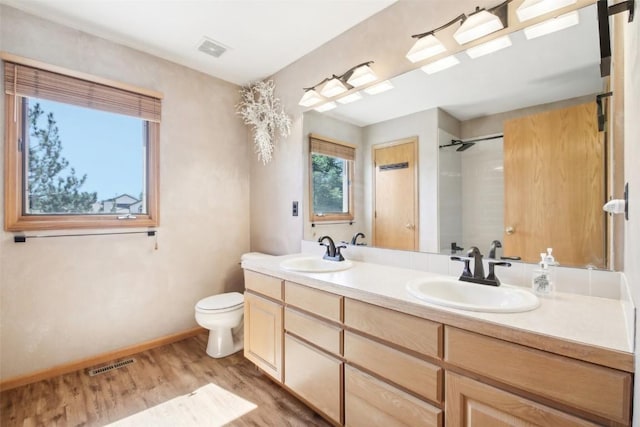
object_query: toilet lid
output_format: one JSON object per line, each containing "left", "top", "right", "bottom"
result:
{"left": 196, "top": 292, "right": 243, "bottom": 310}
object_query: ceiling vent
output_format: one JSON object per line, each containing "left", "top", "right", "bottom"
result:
{"left": 198, "top": 37, "right": 227, "bottom": 58}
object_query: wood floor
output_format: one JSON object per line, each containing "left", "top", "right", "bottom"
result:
{"left": 0, "top": 333, "right": 331, "bottom": 426}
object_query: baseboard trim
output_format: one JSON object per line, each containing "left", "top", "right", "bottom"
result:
{"left": 0, "top": 326, "right": 206, "bottom": 392}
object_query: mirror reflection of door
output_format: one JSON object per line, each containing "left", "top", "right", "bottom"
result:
{"left": 373, "top": 138, "right": 418, "bottom": 251}
{"left": 503, "top": 102, "right": 605, "bottom": 267}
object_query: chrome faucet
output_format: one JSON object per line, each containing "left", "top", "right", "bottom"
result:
{"left": 488, "top": 240, "right": 502, "bottom": 259}
{"left": 350, "top": 232, "right": 366, "bottom": 245}
{"left": 318, "top": 236, "right": 346, "bottom": 261}
{"left": 451, "top": 246, "right": 511, "bottom": 286}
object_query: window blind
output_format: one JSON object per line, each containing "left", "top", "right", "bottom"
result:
{"left": 4, "top": 62, "right": 161, "bottom": 122}
{"left": 310, "top": 136, "right": 355, "bottom": 161}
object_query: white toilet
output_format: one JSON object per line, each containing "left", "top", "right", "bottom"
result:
{"left": 194, "top": 252, "right": 271, "bottom": 358}
{"left": 195, "top": 292, "right": 244, "bottom": 358}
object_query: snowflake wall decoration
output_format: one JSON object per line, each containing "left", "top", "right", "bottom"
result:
{"left": 236, "top": 80, "right": 291, "bottom": 164}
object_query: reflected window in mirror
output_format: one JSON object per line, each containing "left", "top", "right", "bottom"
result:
{"left": 309, "top": 134, "right": 355, "bottom": 222}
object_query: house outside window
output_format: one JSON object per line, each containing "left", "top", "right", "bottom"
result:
{"left": 3, "top": 55, "right": 161, "bottom": 231}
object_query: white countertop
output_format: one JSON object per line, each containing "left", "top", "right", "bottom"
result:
{"left": 242, "top": 254, "right": 634, "bottom": 361}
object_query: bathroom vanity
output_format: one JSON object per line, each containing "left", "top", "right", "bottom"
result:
{"left": 242, "top": 255, "right": 633, "bottom": 427}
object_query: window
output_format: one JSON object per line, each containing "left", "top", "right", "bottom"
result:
{"left": 3, "top": 55, "right": 161, "bottom": 231}
{"left": 309, "top": 134, "right": 355, "bottom": 222}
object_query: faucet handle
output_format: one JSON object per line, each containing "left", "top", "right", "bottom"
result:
{"left": 486, "top": 261, "right": 512, "bottom": 286}
{"left": 334, "top": 244, "right": 346, "bottom": 261}
{"left": 451, "top": 256, "right": 473, "bottom": 278}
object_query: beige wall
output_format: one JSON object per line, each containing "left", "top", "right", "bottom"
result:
{"left": 0, "top": 6, "right": 250, "bottom": 380}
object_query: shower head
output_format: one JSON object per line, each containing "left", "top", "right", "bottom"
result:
{"left": 456, "top": 142, "right": 475, "bottom": 152}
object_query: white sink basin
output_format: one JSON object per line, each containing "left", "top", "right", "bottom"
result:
{"left": 280, "top": 257, "right": 353, "bottom": 273}
{"left": 406, "top": 277, "right": 539, "bottom": 313}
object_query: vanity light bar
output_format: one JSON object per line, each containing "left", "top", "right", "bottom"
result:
{"left": 466, "top": 35, "right": 512, "bottom": 58}
{"left": 320, "top": 77, "right": 348, "bottom": 98}
{"left": 406, "top": 34, "right": 447, "bottom": 63}
{"left": 346, "top": 64, "right": 378, "bottom": 87}
{"left": 454, "top": 9, "right": 504, "bottom": 45}
{"left": 523, "top": 10, "right": 579, "bottom": 40}
{"left": 516, "top": 0, "right": 577, "bottom": 22}
{"left": 299, "top": 61, "right": 378, "bottom": 108}
{"left": 298, "top": 89, "right": 323, "bottom": 107}
{"left": 421, "top": 55, "right": 460, "bottom": 74}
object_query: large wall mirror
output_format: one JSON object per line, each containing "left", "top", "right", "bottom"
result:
{"left": 303, "top": 4, "right": 623, "bottom": 270}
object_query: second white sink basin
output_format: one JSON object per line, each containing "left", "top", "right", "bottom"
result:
{"left": 280, "top": 257, "right": 353, "bottom": 273}
{"left": 406, "top": 276, "right": 539, "bottom": 313}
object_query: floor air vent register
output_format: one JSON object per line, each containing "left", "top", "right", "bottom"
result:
{"left": 87, "top": 358, "right": 135, "bottom": 376}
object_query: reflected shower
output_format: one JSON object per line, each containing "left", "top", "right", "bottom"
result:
{"left": 456, "top": 141, "right": 475, "bottom": 151}
{"left": 438, "top": 134, "right": 504, "bottom": 152}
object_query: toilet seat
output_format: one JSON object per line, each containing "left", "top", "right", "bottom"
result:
{"left": 196, "top": 292, "right": 243, "bottom": 313}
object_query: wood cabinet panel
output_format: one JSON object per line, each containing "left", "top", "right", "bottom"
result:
{"left": 345, "top": 365, "right": 442, "bottom": 427}
{"left": 344, "top": 331, "right": 442, "bottom": 404}
{"left": 243, "top": 292, "right": 282, "bottom": 382}
{"left": 244, "top": 270, "right": 283, "bottom": 301}
{"left": 344, "top": 298, "right": 442, "bottom": 358}
{"left": 285, "top": 281, "right": 342, "bottom": 322}
{"left": 445, "top": 372, "right": 599, "bottom": 427}
{"left": 445, "top": 327, "right": 631, "bottom": 425}
{"left": 284, "top": 334, "right": 343, "bottom": 425}
{"left": 285, "top": 307, "right": 342, "bottom": 356}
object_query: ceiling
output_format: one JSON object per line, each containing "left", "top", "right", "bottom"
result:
{"left": 0, "top": 0, "right": 396, "bottom": 85}
{"left": 324, "top": 4, "right": 602, "bottom": 126}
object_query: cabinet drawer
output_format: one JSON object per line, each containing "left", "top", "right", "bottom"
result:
{"left": 244, "top": 270, "right": 282, "bottom": 301}
{"left": 285, "top": 307, "right": 342, "bottom": 355}
{"left": 344, "top": 298, "right": 442, "bottom": 359}
{"left": 285, "top": 281, "right": 342, "bottom": 322}
{"left": 344, "top": 331, "right": 442, "bottom": 404}
{"left": 345, "top": 365, "right": 442, "bottom": 427}
{"left": 445, "top": 327, "right": 632, "bottom": 425}
{"left": 284, "top": 334, "right": 343, "bottom": 425}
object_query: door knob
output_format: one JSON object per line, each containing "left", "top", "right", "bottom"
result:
{"left": 505, "top": 226, "right": 515, "bottom": 235}
{"left": 405, "top": 223, "right": 415, "bottom": 230}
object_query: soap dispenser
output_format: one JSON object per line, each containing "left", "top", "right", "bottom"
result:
{"left": 544, "top": 248, "right": 557, "bottom": 267}
{"left": 532, "top": 253, "right": 554, "bottom": 296}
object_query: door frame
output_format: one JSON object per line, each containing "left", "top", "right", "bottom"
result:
{"left": 371, "top": 137, "right": 419, "bottom": 250}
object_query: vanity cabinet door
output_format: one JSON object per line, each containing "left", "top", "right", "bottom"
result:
{"left": 445, "top": 372, "right": 598, "bottom": 427}
{"left": 284, "top": 334, "right": 343, "bottom": 425}
{"left": 243, "top": 291, "right": 283, "bottom": 382}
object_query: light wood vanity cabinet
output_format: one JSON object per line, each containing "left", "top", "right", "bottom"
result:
{"left": 243, "top": 271, "right": 633, "bottom": 426}
{"left": 243, "top": 271, "right": 283, "bottom": 382}
{"left": 283, "top": 281, "right": 344, "bottom": 425}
